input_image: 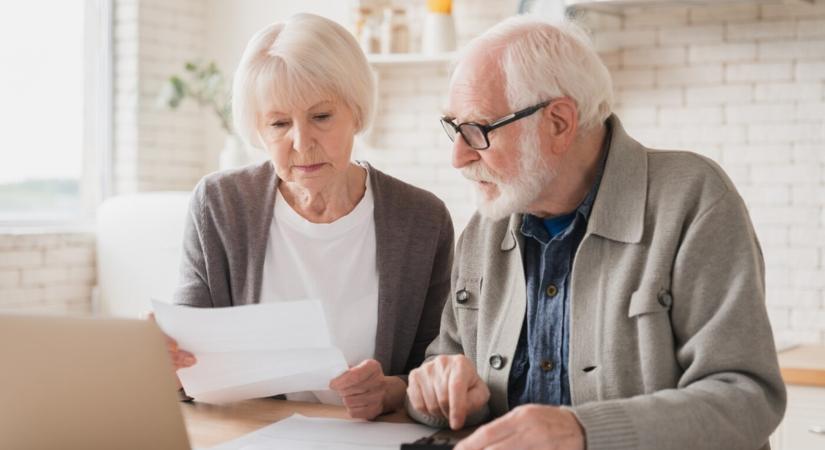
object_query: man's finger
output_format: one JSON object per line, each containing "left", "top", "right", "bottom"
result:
{"left": 447, "top": 365, "right": 470, "bottom": 429}
{"left": 407, "top": 373, "right": 426, "bottom": 412}
{"left": 465, "top": 379, "right": 490, "bottom": 412}
{"left": 418, "top": 374, "right": 444, "bottom": 417}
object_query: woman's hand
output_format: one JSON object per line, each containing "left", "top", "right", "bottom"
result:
{"left": 329, "top": 359, "right": 406, "bottom": 420}
{"left": 147, "top": 312, "right": 197, "bottom": 387}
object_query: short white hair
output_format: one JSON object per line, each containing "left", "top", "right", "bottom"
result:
{"left": 232, "top": 13, "right": 375, "bottom": 149}
{"left": 466, "top": 16, "right": 613, "bottom": 131}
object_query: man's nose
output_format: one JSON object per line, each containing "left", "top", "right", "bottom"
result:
{"left": 451, "top": 135, "right": 480, "bottom": 169}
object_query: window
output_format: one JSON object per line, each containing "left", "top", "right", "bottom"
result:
{"left": 0, "top": 0, "right": 111, "bottom": 224}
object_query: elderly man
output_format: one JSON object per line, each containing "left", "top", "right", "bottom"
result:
{"left": 406, "top": 16, "right": 786, "bottom": 450}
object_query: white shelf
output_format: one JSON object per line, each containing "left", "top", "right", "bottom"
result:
{"left": 366, "top": 52, "right": 456, "bottom": 66}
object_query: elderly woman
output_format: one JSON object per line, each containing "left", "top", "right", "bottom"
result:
{"left": 163, "top": 13, "right": 453, "bottom": 420}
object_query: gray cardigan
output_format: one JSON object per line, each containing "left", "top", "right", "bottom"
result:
{"left": 410, "top": 115, "right": 786, "bottom": 450}
{"left": 173, "top": 161, "right": 454, "bottom": 378}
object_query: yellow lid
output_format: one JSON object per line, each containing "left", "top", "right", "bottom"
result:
{"left": 427, "top": 0, "right": 452, "bottom": 14}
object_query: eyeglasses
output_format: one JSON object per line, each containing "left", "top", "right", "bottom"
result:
{"left": 440, "top": 100, "right": 551, "bottom": 150}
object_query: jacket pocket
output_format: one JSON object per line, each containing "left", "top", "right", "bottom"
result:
{"left": 454, "top": 277, "right": 482, "bottom": 360}
{"left": 628, "top": 286, "right": 672, "bottom": 318}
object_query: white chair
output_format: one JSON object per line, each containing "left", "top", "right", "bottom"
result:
{"left": 96, "top": 192, "right": 191, "bottom": 318}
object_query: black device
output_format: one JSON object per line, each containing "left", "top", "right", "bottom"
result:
{"left": 400, "top": 436, "right": 455, "bottom": 449}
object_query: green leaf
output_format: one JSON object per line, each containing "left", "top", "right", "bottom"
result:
{"left": 171, "top": 76, "right": 185, "bottom": 99}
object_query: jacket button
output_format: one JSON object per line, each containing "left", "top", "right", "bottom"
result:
{"left": 658, "top": 289, "right": 673, "bottom": 308}
{"left": 545, "top": 284, "right": 558, "bottom": 297}
{"left": 456, "top": 289, "right": 470, "bottom": 304}
{"left": 489, "top": 354, "right": 505, "bottom": 370}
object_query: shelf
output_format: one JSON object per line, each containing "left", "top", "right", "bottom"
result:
{"left": 366, "top": 52, "right": 456, "bottom": 66}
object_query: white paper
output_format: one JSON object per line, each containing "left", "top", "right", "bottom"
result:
{"left": 152, "top": 300, "right": 348, "bottom": 404}
{"left": 209, "top": 414, "right": 436, "bottom": 450}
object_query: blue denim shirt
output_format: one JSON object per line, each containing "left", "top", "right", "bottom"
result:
{"left": 507, "top": 129, "right": 610, "bottom": 409}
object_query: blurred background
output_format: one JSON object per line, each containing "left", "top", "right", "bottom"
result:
{"left": 0, "top": 0, "right": 823, "bottom": 348}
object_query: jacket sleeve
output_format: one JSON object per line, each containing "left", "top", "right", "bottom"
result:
{"left": 572, "top": 189, "right": 786, "bottom": 450}
{"left": 403, "top": 205, "right": 455, "bottom": 378}
{"left": 406, "top": 228, "right": 492, "bottom": 428}
{"left": 172, "top": 180, "right": 214, "bottom": 308}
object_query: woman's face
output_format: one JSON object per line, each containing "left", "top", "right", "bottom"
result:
{"left": 257, "top": 98, "right": 358, "bottom": 190}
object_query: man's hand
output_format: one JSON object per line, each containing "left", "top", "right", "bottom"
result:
{"left": 329, "top": 359, "right": 405, "bottom": 420}
{"left": 456, "top": 404, "right": 585, "bottom": 450}
{"left": 407, "top": 354, "right": 490, "bottom": 430}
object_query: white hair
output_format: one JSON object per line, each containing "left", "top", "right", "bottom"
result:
{"left": 466, "top": 16, "right": 613, "bottom": 131}
{"left": 232, "top": 13, "right": 375, "bottom": 149}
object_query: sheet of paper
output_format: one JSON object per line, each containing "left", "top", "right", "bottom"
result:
{"left": 152, "top": 300, "right": 348, "bottom": 404}
{"left": 209, "top": 414, "right": 437, "bottom": 450}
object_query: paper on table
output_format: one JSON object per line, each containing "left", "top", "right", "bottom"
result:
{"left": 151, "top": 300, "right": 348, "bottom": 404}
{"left": 209, "top": 414, "right": 437, "bottom": 450}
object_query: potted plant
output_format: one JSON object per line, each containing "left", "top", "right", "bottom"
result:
{"left": 158, "top": 61, "right": 249, "bottom": 170}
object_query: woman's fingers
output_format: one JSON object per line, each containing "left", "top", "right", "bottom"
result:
{"left": 330, "top": 359, "right": 382, "bottom": 392}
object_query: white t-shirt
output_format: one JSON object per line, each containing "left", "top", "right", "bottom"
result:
{"left": 259, "top": 170, "right": 379, "bottom": 404}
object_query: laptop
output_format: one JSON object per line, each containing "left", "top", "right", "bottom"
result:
{"left": 0, "top": 314, "right": 191, "bottom": 450}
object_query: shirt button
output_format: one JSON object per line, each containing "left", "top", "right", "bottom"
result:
{"left": 489, "top": 354, "right": 506, "bottom": 370}
{"left": 545, "top": 284, "right": 558, "bottom": 297}
{"left": 540, "top": 360, "right": 554, "bottom": 372}
{"left": 658, "top": 289, "right": 673, "bottom": 308}
{"left": 456, "top": 289, "right": 470, "bottom": 304}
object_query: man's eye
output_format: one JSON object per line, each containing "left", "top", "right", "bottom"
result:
{"left": 270, "top": 121, "right": 289, "bottom": 128}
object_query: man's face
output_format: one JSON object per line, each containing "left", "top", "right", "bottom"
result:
{"left": 445, "top": 58, "right": 555, "bottom": 220}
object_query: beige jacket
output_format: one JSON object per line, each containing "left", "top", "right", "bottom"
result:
{"left": 410, "top": 116, "right": 786, "bottom": 450}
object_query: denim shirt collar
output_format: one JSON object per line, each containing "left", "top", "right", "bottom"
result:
{"left": 520, "top": 122, "right": 613, "bottom": 244}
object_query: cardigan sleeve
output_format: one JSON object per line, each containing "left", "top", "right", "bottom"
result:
{"left": 572, "top": 189, "right": 786, "bottom": 450}
{"left": 172, "top": 180, "right": 214, "bottom": 308}
{"left": 402, "top": 204, "right": 455, "bottom": 378}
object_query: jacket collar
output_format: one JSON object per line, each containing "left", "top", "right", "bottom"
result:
{"left": 587, "top": 114, "right": 647, "bottom": 244}
{"left": 501, "top": 114, "right": 647, "bottom": 249}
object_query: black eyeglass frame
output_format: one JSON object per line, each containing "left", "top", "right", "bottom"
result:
{"left": 440, "top": 100, "right": 551, "bottom": 150}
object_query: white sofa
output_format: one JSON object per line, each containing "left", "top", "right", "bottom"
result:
{"left": 96, "top": 192, "right": 191, "bottom": 318}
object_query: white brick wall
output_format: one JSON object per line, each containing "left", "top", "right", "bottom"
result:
{"left": 587, "top": 0, "right": 825, "bottom": 344}
{"left": 0, "top": 233, "right": 96, "bottom": 314}
{"left": 113, "top": 0, "right": 207, "bottom": 194}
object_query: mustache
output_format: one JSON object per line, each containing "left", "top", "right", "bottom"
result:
{"left": 461, "top": 162, "right": 500, "bottom": 184}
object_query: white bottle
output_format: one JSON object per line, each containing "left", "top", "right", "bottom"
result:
{"left": 422, "top": 2, "right": 456, "bottom": 54}
{"left": 380, "top": 8, "right": 394, "bottom": 54}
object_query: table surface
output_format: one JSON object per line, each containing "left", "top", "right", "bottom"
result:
{"left": 181, "top": 399, "right": 430, "bottom": 449}
{"left": 778, "top": 344, "right": 825, "bottom": 388}
{"left": 183, "top": 345, "right": 825, "bottom": 448}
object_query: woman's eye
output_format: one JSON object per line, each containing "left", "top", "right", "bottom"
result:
{"left": 270, "top": 121, "right": 289, "bottom": 128}
{"left": 313, "top": 113, "right": 331, "bottom": 121}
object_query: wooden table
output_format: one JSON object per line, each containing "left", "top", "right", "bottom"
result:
{"left": 184, "top": 347, "right": 825, "bottom": 448}
{"left": 779, "top": 344, "right": 825, "bottom": 387}
{"left": 182, "top": 399, "right": 422, "bottom": 448}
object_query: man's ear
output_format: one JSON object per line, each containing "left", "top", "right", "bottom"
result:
{"left": 542, "top": 98, "right": 578, "bottom": 155}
